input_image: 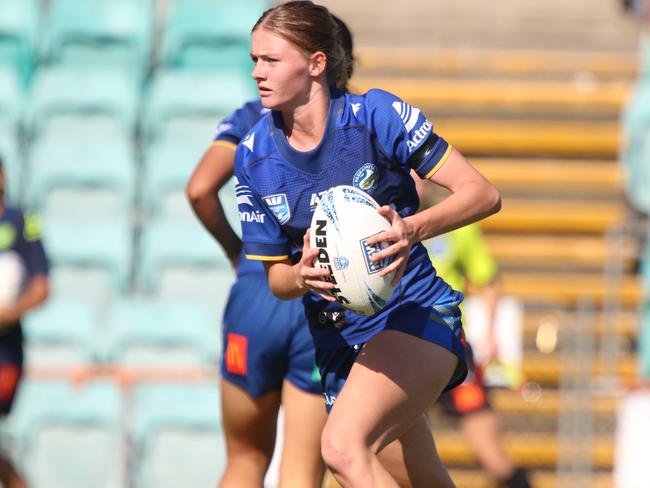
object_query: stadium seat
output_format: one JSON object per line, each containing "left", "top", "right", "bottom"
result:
{"left": 0, "top": 65, "right": 23, "bottom": 137}
{"left": 22, "top": 297, "right": 97, "bottom": 367}
{"left": 5, "top": 380, "right": 123, "bottom": 488}
{"left": 0, "top": 133, "right": 22, "bottom": 205}
{"left": 0, "top": 0, "right": 39, "bottom": 84}
{"left": 141, "top": 69, "right": 255, "bottom": 143}
{"left": 44, "top": 217, "right": 133, "bottom": 309}
{"left": 41, "top": 0, "right": 153, "bottom": 72}
{"left": 26, "top": 65, "right": 139, "bottom": 140}
{"left": 159, "top": 0, "right": 268, "bottom": 74}
{"left": 26, "top": 136, "right": 136, "bottom": 217}
{"left": 141, "top": 138, "right": 207, "bottom": 219}
{"left": 137, "top": 218, "right": 234, "bottom": 319}
{"left": 129, "top": 382, "right": 225, "bottom": 488}
{"left": 137, "top": 218, "right": 230, "bottom": 288}
{"left": 99, "top": 298, "right": 218, "bottom": 366}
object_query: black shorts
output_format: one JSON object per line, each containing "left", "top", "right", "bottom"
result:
{"left": 0, "top": 324, "right": 24, "bottom": 416}
{"left": 437, "top": 343, "right": 491, "bottom": 418}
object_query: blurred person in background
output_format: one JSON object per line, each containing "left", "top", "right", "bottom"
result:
{"left": 0, "top": 156, "right": 50, "bottom": 488}
{"left": 185, "top": 15, "right": 355, "bottom": 487}
{"left": 417, "top": 179, "right": 532, "bottom": 488}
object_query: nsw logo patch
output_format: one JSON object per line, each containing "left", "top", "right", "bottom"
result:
{"left": 263, "top": 193, "right": 291, "bottom": 224}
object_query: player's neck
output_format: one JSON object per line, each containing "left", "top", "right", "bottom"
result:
{"left": 282, "top": 83, "right": 330, "bottom": 152}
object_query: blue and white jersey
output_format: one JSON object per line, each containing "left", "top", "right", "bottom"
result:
{"left": 234, "top": 88, "right": 459, "bottom": 348}
{"left": 213, "top": 99, "right": 270, "bottom": 277}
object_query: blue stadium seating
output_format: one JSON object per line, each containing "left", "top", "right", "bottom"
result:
{"left": 0, "top": 65, "right": 24, "bottom": 137}
{"left": 0, "top": 0, "right": 40, "bottom": 84}
{"left": 26, "top": 65, "right": 139, "bottom": 140}
{"left": 142, "top": 138, "right": 207, "bottom": 219}
{"left": 44, "top": 217, "right": 133, "bottom": 312}
{"left": 99, "top": 298, "right": 218, "bottom": 366}
{"left": 26, "top": 136, "right": 136, "bottom": 218}
{"left": 0, "top": 133, "right": 22, "bottom": 205}
{"left": 5, "top": 380, "right": 123, "bottom": 488}
{"left": 159, "top": 0, "right": 268, "bottom": 74}
{"left": 22, "top": 297, "right": 97, "bottom": 366}
{"left": 41, "top": 0, "right": 153, "bottom": 74}
{"left": 141, "top": 69, "right": 255, "bottom": 143}
{"left": 130, "top": 382, "right": 225, "bottom": 488}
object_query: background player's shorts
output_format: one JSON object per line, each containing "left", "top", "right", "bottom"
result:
{"left": 438, "top": 343, "right": 491, "bottom": 418}
{"left": 221, "top": 273, "right": 321, "bottom": 398}
{"left": 0, "top": 325, "right": 24, "bottom": 416}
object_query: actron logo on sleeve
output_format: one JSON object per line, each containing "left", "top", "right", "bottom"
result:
{"left": 391, "top": 101, "right": 432, "bottom": 152}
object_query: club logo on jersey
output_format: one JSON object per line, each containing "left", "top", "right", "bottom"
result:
{"left": 225, "top": 333, "right": 248, "bottom": 376}
{"left": 353, "top": 163, "right": 379, "bottom": 193}
{"left": 360, "top": 232, "right": 392, "bottom": 274}
{"left": 333, "top": 256, "right": 349, "bottom": 270}
{"left": 263, "top": 193, "right": 291, "bottom": 224}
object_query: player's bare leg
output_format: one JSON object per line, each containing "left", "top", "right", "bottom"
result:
{"left": 219, "top": 379, "right": 281, "bottom": 488}
{"left": 377, "top": 415, "right": 453, "bottom": 487}
{"left": 320, "top": 330, "right": 457, "bottom": 488}
{"left": 277, "top": 380, "right": 326, "bottom": 488}
{"left": 459, "top": 410, "right": 517, "bottom": 482}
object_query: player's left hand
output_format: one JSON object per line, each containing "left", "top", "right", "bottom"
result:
{"left": 366, "top": 205, "right": 414, "bottom": 285}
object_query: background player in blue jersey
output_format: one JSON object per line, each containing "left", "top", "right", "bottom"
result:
{"left": 0, "top": 156, "right": 49, "bottom": 488}
{"left": 234, "top": 2, "right": 501, "bottom": 486}
{"left": 185, "top": 16, "right": 355, "bottom": 487}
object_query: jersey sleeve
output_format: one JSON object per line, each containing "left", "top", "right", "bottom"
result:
{"left": 233, "top": 147, "right": 292, "bottom": 261}
{"left": 212, "top": 100, "right": 266, "bottom": 149}
{"left": 457, "top": 224, "right": 497, "bottom": 287}
{"left": 365, "top": 89, "right": 453, "bottom": 179}
{"left": 17, "top": 212, "right": 50, "bottom": 278}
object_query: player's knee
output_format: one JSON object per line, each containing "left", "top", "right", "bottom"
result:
{"left": 320, "top": 423, "right": 365, "bottom": 475}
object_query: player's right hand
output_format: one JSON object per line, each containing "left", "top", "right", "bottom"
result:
{"left": 296, "top": 229, "right": 336, "bottom": 301}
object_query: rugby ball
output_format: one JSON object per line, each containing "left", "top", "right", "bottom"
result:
{"left": 0, "top": 251, "right": 24, "bottom": 306}
{"left": 309, "top": 185, "right": 395, "bottom": 316}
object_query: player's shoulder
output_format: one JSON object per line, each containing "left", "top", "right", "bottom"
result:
{"left": 345, "top": 88, "right": 412, "bottom": 128}
{"left": 215, "top": 99, "right": 268, "bottom": 143}
{"left": 1, "top": 206, "right": 26, "bottom": 226}
{"left": 234, "top": 111, "right": 276, "bottom": 171}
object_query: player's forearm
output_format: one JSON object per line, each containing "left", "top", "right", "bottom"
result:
{"left": 266, "top": 261, "right": 309, "bottom": 300}
{"left": 189, "top": 193, "right": 242, "bottom": 263}
{"left": 407, "top": 178, "right": 500, "bottom": 243}
{"left": 4, "top": 275, "right": 49, "bottom": 323}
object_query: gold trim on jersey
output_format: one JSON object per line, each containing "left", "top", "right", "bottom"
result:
{"left": 211, "top": 140, "right": 237, "bottom": 150}
{"left": 424, "top": 144, "right": 453, "bottom": 180}
{"left": 245, "top": 254, "right": 290, "bottom": 262}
